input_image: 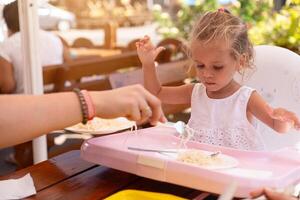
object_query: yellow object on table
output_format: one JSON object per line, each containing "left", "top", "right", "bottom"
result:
{"left": 105, "top": 189, "right": 187, "bottom": 200}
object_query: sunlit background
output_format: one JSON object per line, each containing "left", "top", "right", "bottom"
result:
{"left": 0, "top": 0, "right": 299, "bottom": 176}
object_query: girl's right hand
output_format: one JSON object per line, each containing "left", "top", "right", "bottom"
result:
{"left": 136, "top": 35, "right": 165, "bottom": 66}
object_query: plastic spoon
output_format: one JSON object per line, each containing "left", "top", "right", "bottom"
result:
{"left": 157, "top": 121, "right": 186, "bottom": 135}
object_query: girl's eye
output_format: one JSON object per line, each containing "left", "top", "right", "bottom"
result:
{"left": 213, "top": 65, "right": 223, "bottom": 70}
{"left": 196, "top": 64, "right": 204, "bottom": 69}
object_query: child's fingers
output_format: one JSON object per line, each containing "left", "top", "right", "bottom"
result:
{"left": 289, "top": 114, "right": 300, "bottom": 130}
{"left": 265, "top": 104, "right": 274, "bottom": 116}
{"left": 266, "top": 105, "right": 284, "bottom": 121}
{"left": 294, "top": 115, "right": 300, "bottom": 130}
{"left": 272, "top": 109, "right": 300, "bottom": 131}
{"left": 138, "top": 37, "right": 148, "bottom": 45}
{"left": 135, "top": 42, "right": 141, "bottom": 49}
{"left": 139, "top": 35, "right": 149, "bottom": 45}
{"left": 249, "top": 187, "right": 265, "bottom": 198}
{"left": 264, "top": 188, "right": 295, "bottom": 200}
{"left": 270, "top": 108, "right": 290, "bottom": 121}
{"left": 265, "top": 105, "right": 300, "bottom": 131}
{"left": 144, "top": 35, "right": 150, "bottom": 40}
{"left": 144, "top": 42, "right": 154, "bottom": 51}
{"left": 136, "top": 41, "right": 150, "bottom": 52}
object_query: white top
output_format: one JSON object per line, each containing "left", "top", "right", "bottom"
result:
{"left": 187, "top": 83, "right": 265, "bottom": 151}
{"left": 0, "top": 30, "right": 63, "bottom": 93}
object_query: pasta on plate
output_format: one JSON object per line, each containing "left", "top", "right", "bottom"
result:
{"left": 65, "top": 117, "right": 136, "bottom": 135}
{"left": 161, "top": 149, "right": 239, "bottom": 170}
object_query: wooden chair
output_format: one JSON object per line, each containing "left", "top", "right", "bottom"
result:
{"left": 51, "top": 51, "right": 141, "bottom": 92}
{"left": 123, "top": 38, "right": 140, "bottom": 52}
{"left": 56, "top": 35, "right": 74, "bottom": 62}
{"left": 72, "top": 37, "right": 95, "bottom": 48}
{"left": 43, "top": 64, "right": 62, "bottom": 93}
{"left": 156, "top": 38, "right": 187, "bottom": 63}
{"left": 103, "top": 21, "right": 118, "bottom": 49}
{"left": 236, "top": 45, "right": 300, "bottom": 150}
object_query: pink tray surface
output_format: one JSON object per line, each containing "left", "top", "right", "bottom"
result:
{"left": 80, "top": 127, "right": 300, "bottom": 198}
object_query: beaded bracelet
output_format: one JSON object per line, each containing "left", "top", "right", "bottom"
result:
{"left": 73, "top": 88, "right": 89, "bottom": 124}
{"left": 81, "top": 90, "right": 95, "bottom": 120}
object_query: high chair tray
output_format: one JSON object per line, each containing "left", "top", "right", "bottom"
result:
{"left": 81, "top": 127, "right": 300, "bottom": 198}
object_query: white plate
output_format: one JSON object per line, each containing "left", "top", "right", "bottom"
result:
{"left": 65, "top": 117, "right": 136, "bottom": 135}
{"left": 160, "top": 149, "right": 239, "bottom": 170}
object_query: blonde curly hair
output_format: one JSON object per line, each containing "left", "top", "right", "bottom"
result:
{"left": 186, "top": 9, "right": 254, "bottom": 74}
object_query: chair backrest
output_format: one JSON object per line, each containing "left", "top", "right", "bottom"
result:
{"left": 52, "top": 51, "right": 141, "bottom": 92}
{"left": 156, "top": 38, "right": 187, "bottom": 63}
{"left": 236, "top": 45, "right": 300, "bottom": 150}
{"left": 72, "top": 37, "right": 95, "bottom": 48}
{"left": 43, "top": 64, "right": 62, "bottom": 93}
{"left": 123, "top": 38, "right": 140, "bottom": 52}
{"left": 109, "top": 59, "right": 190, "bottom": 88}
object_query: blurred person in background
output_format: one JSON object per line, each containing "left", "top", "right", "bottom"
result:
{"left": 0, "top": 0, "right": 67, "bottom": 169}
{"left": 0, "top": 0, "right": 65, "bottom": 94}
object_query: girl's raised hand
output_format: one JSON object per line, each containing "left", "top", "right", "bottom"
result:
{"left": 266, "top": 105, "right": 300, "bottom": 132}
{"left": 136, "top": 35, "right": 165, "bottom": 66}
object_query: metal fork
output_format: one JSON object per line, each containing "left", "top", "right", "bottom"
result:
{"left": 127, "top": 146, "right": 178, "bottom": 153}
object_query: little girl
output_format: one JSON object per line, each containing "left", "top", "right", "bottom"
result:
{"left": 136, "top": 9, "right": 300, "bottom": 151}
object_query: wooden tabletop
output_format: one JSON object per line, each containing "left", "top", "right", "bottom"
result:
{"left": 70, "top": 48, "right": 122, "bottom": 58}
{"left": 0, "top": 150, "right": 218, "bottom": 200}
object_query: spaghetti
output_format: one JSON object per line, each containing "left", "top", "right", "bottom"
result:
{"left": 177, "top": 149, "right": 223, "bottom": 166}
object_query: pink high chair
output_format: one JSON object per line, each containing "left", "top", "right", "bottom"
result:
{"left": 235, "top": 45, "right": 300, "bottom": 150}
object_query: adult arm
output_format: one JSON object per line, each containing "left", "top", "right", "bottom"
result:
{"left": 0, "top": 85, "right": 165, "bottom": 148}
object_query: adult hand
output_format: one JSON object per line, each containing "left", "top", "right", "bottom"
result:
{"left": 90, "top": 84, "right": 167, "bottom": 125}
{"left": 250, "top": 188, "right": 298, "bottom": 200}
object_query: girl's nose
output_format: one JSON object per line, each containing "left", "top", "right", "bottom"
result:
{"left": 202, "top": 69, "right": 213, "bottom": 78}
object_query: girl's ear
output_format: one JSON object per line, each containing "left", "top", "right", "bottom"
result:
{"left": 237, "top": 54, "right": 246, "bottom": 72}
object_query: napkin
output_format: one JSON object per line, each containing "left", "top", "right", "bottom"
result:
{"left": 0, "top": 173, "right": 36, "bottom": 200}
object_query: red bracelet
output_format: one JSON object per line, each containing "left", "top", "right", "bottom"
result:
{"left": 81, "top": 90, "right": 95, "bottom": 120}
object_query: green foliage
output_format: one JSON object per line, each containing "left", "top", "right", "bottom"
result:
{"left": 153, "top": 0, "right": 300, "bottom": 53}
{"left": 153, "top": 0, "right": 219, "bottom": 39}
{"left": 248, "top": 1, "right": 300, "bottom": 53}
{"left": 230, "top": 0, "right": 272, "bottom": 23}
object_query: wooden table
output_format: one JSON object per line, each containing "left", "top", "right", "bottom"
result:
{"left": 70, "top": 48, "right": 122, "bottom": 58}
{"left": 0, "top": 150, "right": 219, "bottom": 200}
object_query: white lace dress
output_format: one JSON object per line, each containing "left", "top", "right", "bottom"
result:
{"left": 187, "top": 83, "right": 265, "bottom": 151}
